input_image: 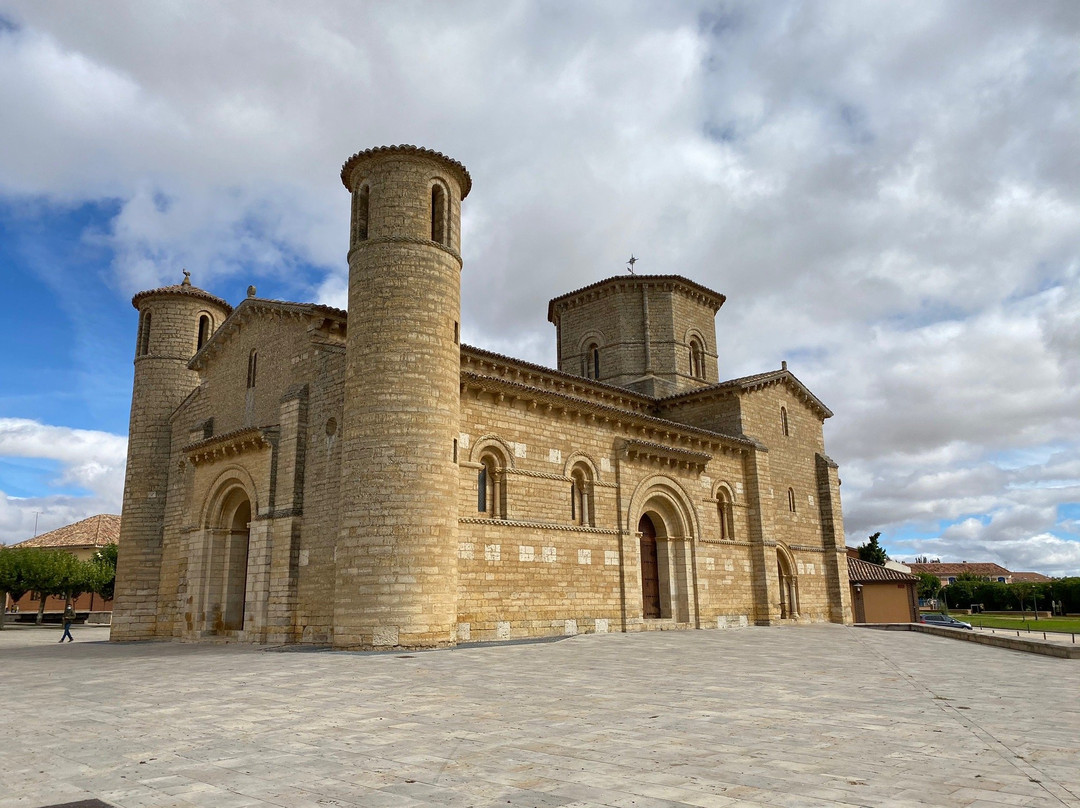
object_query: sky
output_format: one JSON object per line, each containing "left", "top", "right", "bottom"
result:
{"left": 0, "top": 1, "right": 1077, "bottom": 574}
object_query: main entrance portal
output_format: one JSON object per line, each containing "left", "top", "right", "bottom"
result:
{"left": 208, "top": 487, "right": 252, "bottom": 633}
{"left": 639, "top": 514, "right": 661, "bottom": 619}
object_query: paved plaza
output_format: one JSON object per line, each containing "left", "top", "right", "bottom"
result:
{"left": 1, "top": 624, "right": 1077, "bottom": 808}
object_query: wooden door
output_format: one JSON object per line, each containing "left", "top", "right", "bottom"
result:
{"left": 639, "top": 514, "right": 661, "bottom": 618}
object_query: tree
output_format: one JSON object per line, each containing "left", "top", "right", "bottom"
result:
{"left": 17, "top": 549, "right": 91, "bottom": 624}
{"left": 1013, "top": 582, "right": 1034, "bottom": 618}
{"left": 88, "top": 543, "right": 118, "bottom": 603}
{"left": 915, "top": 572, "right": 941, "bottom": 601}
{"left": 956, "top": 572, "right": 989, "bottom": 583}
{"left": 0, "top": 548, "right": 31, "bottom": 631}
{"left": 857, "top": 532, "right": 889, "bottom": 565}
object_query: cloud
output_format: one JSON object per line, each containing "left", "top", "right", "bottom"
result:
{"left": 0, "top": 418, "right": 126, "bottom": 542}
{"left": 0, "top": 2, "right": 1077, "bottom": 572}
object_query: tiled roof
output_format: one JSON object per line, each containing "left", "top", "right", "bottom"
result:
{"left": 658, "top": 367, "right": 834, "bottom": 420}
{"left": 131, "top": 277, "right": 232, "bottom": 313}
{"left": 908, "top": 562, "right": 1011, "bottom": 577}
{"left": 1011, "top": 572, "right": 1052, "bottom": 582}
{"left": 547, "top": 275, "right": 726, "bottom": 322}
{"left": 847, "top": 557, "right": 917, "bottom": 583}
{"left": 461, "top": 344, "right": 654, "bottom": 405}
{"left": 12, "top": 514, "right": 120, "bottom": 549}
{"left": 189, "top": 297, "right": 347, "bottom": 371}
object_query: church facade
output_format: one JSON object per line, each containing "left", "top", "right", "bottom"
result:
{"left": 111, "top": 145, "right": 852, "bottom": 649}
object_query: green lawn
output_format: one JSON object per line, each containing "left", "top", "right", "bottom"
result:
{"left": 961, "top": 615, "right": 1080, "bottom": 634}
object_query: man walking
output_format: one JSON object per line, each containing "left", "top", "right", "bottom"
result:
{"left": 59, "top": 603, "right": 76, "bottom": 642}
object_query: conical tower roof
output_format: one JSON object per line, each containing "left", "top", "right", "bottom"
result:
{"left": 131, "top": 270, "right": 232, "bottom": 313}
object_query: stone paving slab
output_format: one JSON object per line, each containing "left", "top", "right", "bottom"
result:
{"left": 0, "top": 624, "right": 1077, "bottom": 807}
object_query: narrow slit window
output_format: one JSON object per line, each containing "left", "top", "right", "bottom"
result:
{"left": 138, "top": 312, "right": 152, "bottom": 356}
{"left": 431, "top": 184, "right": 447, "bottom": 244}
{"left": 788, "top": 487, "right": 796, "bottom": 513}
{"left": 584, "top": 343, "right": 600, "bottom": 380}
{"left": 477, "top": 465, "right": 487, "bottom": 512}
{"left": 197, "top": 314, "right": 211, "bottom": 350}
{"left": 352, "top": 185, "right": 369, "bottom": 245}
{"left": 781, "top": 406, "right": 790, "bottom": 436}
{"left": 247, "top": 349, "right": 258, "bottom": 389}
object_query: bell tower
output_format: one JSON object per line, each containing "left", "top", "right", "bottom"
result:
{"left": 548, "top": 275, "right": 725, "bottom": 397}
{"left": 335, "top": 145, "right": 471, "bottom": 649}
{"left": 112, "top": 273, "right": 231, "bottom": 640}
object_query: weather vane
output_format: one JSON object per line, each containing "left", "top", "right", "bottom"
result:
{"left": 626, "top": 254, "right": 637, "bottom": 274}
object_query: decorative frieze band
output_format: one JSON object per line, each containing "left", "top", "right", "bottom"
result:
{"left": 459, "top": 517, "right": 619, "bottom": 534}
{"left": 348, "top": 235, "right": 463, "bottom": 267}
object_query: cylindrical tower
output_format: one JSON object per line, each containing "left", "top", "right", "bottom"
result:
{"left": 334, "top": 145, "right": 471, "bottom": 649}
{"left": 111, "top": 273, "right": 231, "bottom": 641}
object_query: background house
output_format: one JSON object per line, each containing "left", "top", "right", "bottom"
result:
{"left": 4, "top": 514, "right": 120, "bottom": 613}
{"left": 908, "top": 561, "right": 1013, "bottom": 586}
{"left": 848, "top": 557, "right": 918, "bottom": 624}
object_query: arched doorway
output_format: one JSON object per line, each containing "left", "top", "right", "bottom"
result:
{"left": 209, "top": 487, "right": 252, "bottom": 633}
{"left": 639, "top": 514, "right": 661, "bottom": 619}
{"left": 777, "top": 545, "right": 800, "bottom": 619}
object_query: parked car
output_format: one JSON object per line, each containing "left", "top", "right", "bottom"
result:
{"left": 919, "top": 613, "right": 973, "bottom": 630}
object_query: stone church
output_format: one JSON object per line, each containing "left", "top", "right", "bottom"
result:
{"left": 111, "top": 145, "right": 853, "bottom": 649}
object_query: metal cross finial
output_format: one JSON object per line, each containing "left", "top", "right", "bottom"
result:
{"left": 182, "top": 269, "right": 191, "bottom": 286}
{"left": 627, "top": 255, "right": 637, "bottom": 274}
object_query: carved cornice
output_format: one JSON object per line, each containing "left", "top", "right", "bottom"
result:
{"left": 340, "top": 144, "right": 472, "bottom": 198}
{"left": 184, "top": 427, "right": 274, "bottom": 467}
{"left": 460, "top": 371, "right": 753, "bottom": 456}
{"left": 461, "top": 346, "right": 655, "bottom": 413}
{"left": 620, "top": 439, "right": 712, "bottom": 471}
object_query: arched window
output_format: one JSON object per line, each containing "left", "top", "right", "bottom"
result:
{"left": 351, "top": 185, "right": 369, "bottom": 245}
{"left": 787, "top": 487, "right": 796, "bottom": 513}
{"left": 431, "top": 183, "right": 447, "bottom": 244}
{"left": 477, "top": 451, "right": 505, "bottom": 518}
{"left": 781, "top": 406, "right": 790, "bottom": 436}
{"left": 717, "top": 486, "right": 734, "bottom": 540}
{"left": 197, "top": 314, "right": 212, "bottom": 351}
{"left": 247, "top": 349, "right": 258, "bottom": 389}
{"left": 689, "top": 338, "right": 704, "bottom": 379}
{"left": 584, "top": 343, "right": 600, "bottom": 380}
{"left": 570, "top": 464, "right": 593, "bottom": 527}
